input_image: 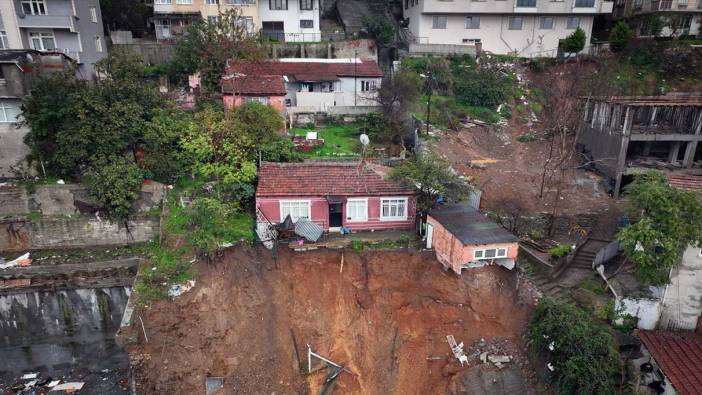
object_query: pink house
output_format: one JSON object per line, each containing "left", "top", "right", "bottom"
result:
{"left": 427, "top": 204, "right": 519, "bottom": 274}
{"left": 222, "top": 74, "right": 286, "bottom": 112}
{"left": 256, "top": 161, "right": 416, "bottom": 232}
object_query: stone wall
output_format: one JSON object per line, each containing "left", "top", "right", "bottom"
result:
{"left": 0, "top": 216, "right": 159, "bottom": 252}
{"left": 0, "top": 124, "right": 31, "bottom": 179}
{"left": 269, "top": 39, "right": 377, "bottom": 61}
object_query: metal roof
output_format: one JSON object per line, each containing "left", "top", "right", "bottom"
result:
{"left": 429, "top": 204, "right": 518, "bottom": 245}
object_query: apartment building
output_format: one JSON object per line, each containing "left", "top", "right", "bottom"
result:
{"left": 613, "top": 0, "right": 702, "bottom": 37}
{"left": 153, "top": 0, "right": 259, "bottom": 40}
{"left": 259, "top": 0, "right": 321, "bottom": 42}
{"left": 403, "top": 0, "right": 614, "bottom": 57}
{"left": 0, "top": 0, "right": 106, "bottom": 78}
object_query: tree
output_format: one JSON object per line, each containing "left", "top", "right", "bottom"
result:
{"left": 170, "top": 9, "right": 265, "bottom": 91}
{"left": 100, "top": 0, "right": 150, "bottom": 35}
{"left": 84, "top": 155, "right": 144, "bottom": 221}
{"left": 373, "top": 71, "right": 422, "bottom": 142}
{"left": 609, "top": 21, "right": 634, "bottom": 53}
{"left": 619, "top": 171, "right": 702, "bottom": 285}
{"left": 390, "top": 153, "right": 471, "bottom": 214}
{"left": 528, "top": 298, "right": 620, "bottom": 394}
{"left": 363, "top": 16, "right": 396, "bottom": 47}
{"left": 562, "top": 27, "right": 586, "bottom": 53}
{"left": 142, "top": 107, "right": 193, "bottom": 182}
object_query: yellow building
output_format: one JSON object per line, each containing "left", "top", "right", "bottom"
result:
{"left": 153, "top": 0, "right": 259, "bottom": 40}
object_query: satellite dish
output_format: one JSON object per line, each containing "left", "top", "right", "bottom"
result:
{"left": 359, "top": 133, "right": 369, "bottom": 146}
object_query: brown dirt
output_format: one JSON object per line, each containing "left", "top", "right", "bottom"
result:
{"left": 126, "top": 246, "right": 537, "bottom": 394}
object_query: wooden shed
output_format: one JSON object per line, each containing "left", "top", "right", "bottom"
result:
{"left": 427, "top": 204, "right": 519, "bottom": 274}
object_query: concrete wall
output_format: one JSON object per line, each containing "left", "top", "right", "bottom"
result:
{"left": 659, "top": 247, "right": 702, "bottom": 331}
{"left": 618, "top": 296, "right": 662, "bottom": 330}
{"left": 0, "top": 216, "right": 159, "bottom": 252}
{"left": 269, "top": 39, "right": 378, "bottom": 60}
{"left": 427, "top": 215, "right": 518, "bottom": 274}
{"left": 0, "top": 121, "right": 30, "bottom": 179}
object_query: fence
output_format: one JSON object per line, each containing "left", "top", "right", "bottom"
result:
{"left": 262, "top": 31, "right": 348, "bottom": 43}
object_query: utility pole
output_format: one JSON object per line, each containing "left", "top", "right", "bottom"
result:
{"left": 354, "top": 50, "right": 358, "bottom": 106}
{"left": 425, "top": 71, "right": 433, "bottom": 136}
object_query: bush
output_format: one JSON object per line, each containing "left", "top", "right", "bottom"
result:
{"left": 453, "top": 66, "right": 513, "bottom": 109}
{"left": 363, "top": 16, "right": 396, "bottom": 46}
{"left": 182, "top": 197, "right": 253, "bottom": 256}
{"left": 84, "top": 155, "right": 144, "bottom": 221}
{"left": 549, "top": 244, "right": 572, "bottom": 258}
{"left": 562, "top": 27, "right": 586, "bottom": 53}
{"left": 609, "top": 21, "right": 634, "bottom": 53}
{"left": 517, "top": 132, "right": 538, "bottom": 143}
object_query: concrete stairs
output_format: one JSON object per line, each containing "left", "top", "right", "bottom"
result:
{"left": 569, "top": 239, "right": 611, "bottom": 270}
{"left": 520, "top": 259, "right": 575, "bottom": 304}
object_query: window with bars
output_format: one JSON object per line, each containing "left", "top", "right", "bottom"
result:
{"left": 473, "top": 247, "right": 508, "bottom": 260}
{"left": 346, "top": 199, "right": 368, "bottom": 221}
{"left": 21, "top": 0, "right": 46, "bottom": 15}
{"left": 300, "top": 0, "right": 313, "bottom": 10}
{"left": 380, "top": 198, "right": 408, "bottom": 220}
{"left": 270, "top": 0, "right": 288, "bottom": 9}
{"left": 280, "top": 201, "right": 310, "bottom": 222}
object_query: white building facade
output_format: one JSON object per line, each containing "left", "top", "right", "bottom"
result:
{"left": 259, "top": 0, "right": 321, "bottom": 42}
{"left": 403, "top": 0, "right": 614, "bottom": 57}
{"left": 613, "top": 0, "right": 702, "bottom": 38}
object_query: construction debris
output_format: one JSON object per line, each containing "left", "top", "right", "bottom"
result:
{"left": 447, "top": 335, "right": 469, "bottom": 366}
{"left": 168, "top": 280, "right": 196, "bottom": 298}
{"left": 49, "top": 382, "right": 85, "bottom": 392}
{"left": 0, "top": 253, "right": 32, "bottom": 269}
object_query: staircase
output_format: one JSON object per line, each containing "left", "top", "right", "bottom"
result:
{"left": 520, "top": 259, "right": 574, "bottom": 304}
{"left": 569, "top": 239, "right": 612, "bottom": 270}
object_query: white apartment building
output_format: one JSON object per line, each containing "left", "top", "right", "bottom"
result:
{"left": 403, "top": 0, "right": 614, "bottom": 57}
{"left": 613, "top": 0, "right": 702, "bottom": 37}
{"left": 153, "top": 0, "right": 259, "bottom": 41}
{"left": 259, "top": 0, "right": 321, "bottom": 42}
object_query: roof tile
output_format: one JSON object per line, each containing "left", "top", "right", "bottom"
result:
{"left": 639, "top": 330, "right": 702, "bottom": 395}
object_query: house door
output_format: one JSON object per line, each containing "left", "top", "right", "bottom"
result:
{"left": 426, "top": 223, "right": 434, "bottom": 249}
{"left": 329, "top": 203, "right": 343, "bottom": 228}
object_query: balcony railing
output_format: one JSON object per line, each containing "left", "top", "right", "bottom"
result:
{"left": 16, "top": 14, "right": 74, "bottom": 31}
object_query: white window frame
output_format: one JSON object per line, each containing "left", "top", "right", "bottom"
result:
{"left": 465, "top": 16, "right": 480, "bottom": 29}
{"left": 346, "top": 198, "right": 368, "bottom": 222}
{"left": 0, "top": 101, "right": 19, "bottom": 123}
{"left": 508, "top": 16, "right": 523, "bottom": 30}
{"left": 176, "top": 0, "right": 193, "bottom": 4}
{"left": 473, "top": 247, "right": 509, "bottom": 260}
{"left": 280, "top": 200, "right": 311, "bottom": 222}
{"left": 245, "top": 96, "right": 269, "bottom": 105}
{"left": 432, "top": 16, "right": 447, "bottom": 29}
{"left": 154, "top": 0, "right": 171, "bottom": 4}
{"left": 29, "top": 32, "right": 56, "bottom": 51}
{"left": 540, "top": 16, "right": 554, "bottom": 30}
{"left": 0, "top": 31, "right": 8, "bottom": 50}
{"left": 94, "top": 36, "right": 103, "bottom": 52}
{"left": 21, "top": 0, "right": 47, "bottom": 15}
{"left": 380, "top": 197, "right": 408, "bottom": 221}
{"left": 205, "top": 0, "right": 219, "bottom": 4}
{"left": 90, "top": 7, "right": 98, "bottom": 23}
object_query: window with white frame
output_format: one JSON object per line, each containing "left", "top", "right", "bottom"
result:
{"left": 234, "top": 16, "right": 255, "bottom": 33}
{"left": 566, "top": 17, "right": 581, "bottom": 29}
{"left": 228, "top": 0, "right": 256, "bottom": 3}
{"left": 380, "top": 198, "right": 408, "bottom": 220}
{"left": 21, "top": 0, "right": 47, "bottom": 15}
{"left": 508, "top": 16, "right": 523, "bottom": 30}
{"left": 300, "top": 0, "right": 314, "bottom": 10}
{"left": 205, "top": 0, "right": 219, "bottom": 4}
{"left": 90, "top": 7, "right": 98, "bottom": 23}
{"left": 176, "top": 0, "right": 193, "bottom": 4}
{"left": 245, "top": 96, "right": 269, "bottom": 104}
{"left": 0, "top": 31, "right": 8, "bottom": 50}
{"left": 346, "top": 199, "right": 368, "bottom": 221}
{"left": 208, "top": 15, "right": 220, "bottom": 24}
{"left": 94, "top": 36, "right": 103, "bottom": 52}
{"left": 473, "top": 247, "right": 508, "bottom": 260}
{"left": 540, "top": 16, "right": 554, "bottom": 29}
{"left": 360, "top": 80, "right": 376, "bottom": 92}
{"left": 0, "top": 101, "right": 20, "bottom": 123}
{"left": 270, "top": 0, "right": 288, "bottom": 10}
{"left": 29, "top": 32, "right": 56, "bottom": 51}
{"left": 280, "top": 200, "right": 310, "bottom": 222}
{"left": 154, "top": 0, "right": 171, "bottom": 4}
{"left": 432, "top": 16, "right": 447, "bottom": 29}
{"left": 465, "top": 16, "right": 480, "bottom": 29}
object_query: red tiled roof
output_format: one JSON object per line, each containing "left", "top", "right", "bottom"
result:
{"left": 221, "top": 75, "right": 286, "bottom": 96}
{"left": 256, "top": 161, "right": 413, "bottom": 198}
{"left": 638, "top": 330, "right": 702, "bottom": 395}
{"left": 669, "top": 174, "right": 702, "bottom": 192}
{"left": 225, "top": 59, "right": 384, "bottom": 80}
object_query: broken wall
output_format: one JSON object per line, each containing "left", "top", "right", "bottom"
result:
{"left": 577, "top": 122, "right": 623, "bottom": 181}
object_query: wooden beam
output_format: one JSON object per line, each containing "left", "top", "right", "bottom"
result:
{"left": 629, "top": 134, "right": 702, "bottom": 142}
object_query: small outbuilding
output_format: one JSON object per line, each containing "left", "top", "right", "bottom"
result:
{"left": 427, "top": 204, "right": 519, "bottom": 274}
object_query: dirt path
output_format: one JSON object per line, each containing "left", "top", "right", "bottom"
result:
{"left": 126, "top": 246, "right": 537, "bottom": 394}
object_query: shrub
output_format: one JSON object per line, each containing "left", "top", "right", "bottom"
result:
{"left": 517, "top": 132, "right": 538, "bottom": 143}
{"left": 84, "top": 155, "right": 144, "bottom": 221}
{"left": 549, "top": 244, "right": 572, "bottom": 258}
{"left": 562, "top": 27, "right": 586, "bottom": 53}
{"left": 453, "top": 67, "right": 513, "bottom": 109}
{"left": 363, "top": 16, "right": 396, "bottom": 46}
{"left": 609, "top": 21, "right": 634, "bottom": 53}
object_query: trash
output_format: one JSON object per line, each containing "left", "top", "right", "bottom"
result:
{"left": 205, "top": 377, "right": 225, "bottom": 395}
{"left": 47, "top": 380, "right": 61, "bottom": 388}
{"left": 1, "top": 253, "right": 32, "bottom": 269}
{"left": 480, "top": 352, "right": 488, "bottom": 363}
{"left": 56, "top": 179, "right": 65, "bottom": 185}
{"left": 294, "top": 218, "right": 323, "bottom": 242}
{"left": 447, "top": 335, "right": 469, "bottom": 366}
{"left": 49, "top": 382, "right": 84, "bottom": 392}
{"left": 25, "top": 379, "right": 38, "bottom": 388}
{"left": 547, "top": 363, "right": 555, "bottom": 371}
{"left": 21, "top": 372, "right": 39, "bottom": 380}
{"left": 168, "top": 280, "right": 196, "bottom": 298}
{"left": 488, "top": 355, "right": 511, "bottom": 364}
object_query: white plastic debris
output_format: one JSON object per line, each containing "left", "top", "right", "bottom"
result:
{"left": 547, "top": 363, "right": 555, "bottom": 371}
{"left": 1, "top": 253, "right": 32, "bottom": 269}
{"left": 548, "top": 341, "right": 555, "bottom": 351}
{"left": 168, "top": 280, "right": 196, "bottom": 298}
{"left": 47, "top": 380, "right": 61, "bottom": 388}
{"left": 22, "top": 373, "right": 39, "bottom": 380}
{"left": 56, "top": 179, "right": 65, "bottom": 185}
{"left": 50, "top": 382, "right": 85, "bottom": 392}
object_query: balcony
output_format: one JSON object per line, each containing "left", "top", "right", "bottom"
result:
{"left": 16, "top": 14, "right": 74, "bottom": 31}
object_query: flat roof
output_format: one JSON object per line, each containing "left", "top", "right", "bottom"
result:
{"left": 428, "top": 204, "right": 518, "bottom": 245}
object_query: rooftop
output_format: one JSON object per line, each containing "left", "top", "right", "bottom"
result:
{"left": 221, "top": 74, "right": 286, "bottom": 96}
{"left": 428, "top": 204, "right": 518, "bottom": 245}
{"left": 669, "top": 174, "right": 702, "bottom": 193}
{"left": 225, "top": 58, "right": 383, "bottom": 82}
{"left": 256, "top": 161, "right": 413, "bottom": 198}
{"left": 639, "top": 330, "right": 702, "bottom": 395}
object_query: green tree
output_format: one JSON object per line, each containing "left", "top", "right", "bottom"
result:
{"left": 363, "top": 16, "right": 396, "bottom": 47}
{"left": 619, "top": 171, "right": 702, "bottom": 285}
{"left": 528, "top": 298, "right": 620, "bottom": 394}
{"left": 562, "top": 27, "right": 587, "bottom": 53}
{"left": 374, "top": 71, "right": 422, "bottom": 142}
{"left": 453, "top": 65, "right": 512, "bottom": 109}
{"left": 170, "top": 8, "right": 265, "bottom": 91}
{"left": 142, "top": 107, "right": 194, "bottom": 182}
{"left": 84, "top": 155, "right": 144, "bottom": 221}
{"left": 609, "top": 21, "right": 635, "bottom": 52}
{"left": 258, "top": 138, "right": 303, "bottom": 163}
{"left": 183, "top": 197, "right": 240, "bottom": 257}
{"left": 390, "top": 153, "right": 471, "bottom": 214}
{"left": 100, "top": 0, "right": 149, "bottom": 34}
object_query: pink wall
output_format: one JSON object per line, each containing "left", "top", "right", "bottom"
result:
{"left": 257, "top": 195, "right": 415, "bottom": 232}
{"left": 223, "top": 94, "right": 286, "bottom": 113}
{"left": 428, "top": 216, "right": 518, "bottom": 274}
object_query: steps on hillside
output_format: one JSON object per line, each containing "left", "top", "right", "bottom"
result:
{"left": 520, "top": 260, "right": 574, "bottom": 304}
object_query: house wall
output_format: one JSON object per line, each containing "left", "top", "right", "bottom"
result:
{"left": 223, "top": 94, "right": 286, "bottom": 112}
{"left": 0, "top": 1, "right": 23, "bottom": 48}
{"left": 287, "top": 76, "right": 381, "bottom": 110}
{"left": 0, "top": 122, "right": 30, "bottom": 179}
{"left": 256, "top": 195, "right": 416, "bottom": 232}
{"left": 618, "top": 296, "right": 662, "bottom": 330}
{"left": 427, "top": 215, "right": 518, "bottom": 274}
{"left": 258, "top": 0, "right": 321, "bottom": 42}
{"left": 659, "top": 247, "right": 702, "bottom": 331}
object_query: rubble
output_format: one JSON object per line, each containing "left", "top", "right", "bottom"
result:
{"left": 168, "top": 280, "right": 196, "bottom": 298}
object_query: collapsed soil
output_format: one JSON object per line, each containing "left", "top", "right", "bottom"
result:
{"left": 126, "top": 246, "right": 536, "bottom": 394}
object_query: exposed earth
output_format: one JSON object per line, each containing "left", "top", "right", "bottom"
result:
{"left": 125, "top": 246, "right": 538, "bottom": 394}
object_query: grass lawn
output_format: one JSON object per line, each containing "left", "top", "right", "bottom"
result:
{"left": 291, "top": 124, "right": 360, "bottom": 159}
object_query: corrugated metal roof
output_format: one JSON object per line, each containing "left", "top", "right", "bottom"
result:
{"left": 429, "top": 204, "right": 518, "bottom": 245}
